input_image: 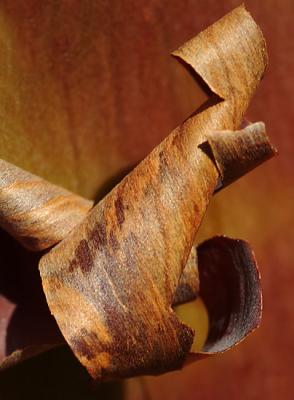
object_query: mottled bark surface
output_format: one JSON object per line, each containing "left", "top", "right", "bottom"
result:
{"left": 0, "top": 0, "right": 292, "bottom": 398}
{"left": 38, "top": 6, "right": 271, "bottom": 380}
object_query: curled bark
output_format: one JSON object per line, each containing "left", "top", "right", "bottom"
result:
{"left": 0, "top": 159, "right": 93, "bottom": 251}
{"left": 37, "top": 5, "right": 275, "bottom": 380}
{"left": 185, "top": 236, "right": 262, "bottom": 364}
{"left": 0, "top": 5, "right": 276, "bottom": 380}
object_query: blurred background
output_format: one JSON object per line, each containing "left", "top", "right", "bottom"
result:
{"left": 0, "top": 0, "right": 293, "bottom": 399}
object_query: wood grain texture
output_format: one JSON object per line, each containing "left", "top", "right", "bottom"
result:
{"left": 38, "top": 6, "right": 272, "bottom": 380}
{"left": 0, "top": 158, "right": 93, "bottom": 251}
{"left": 0, "top": 232, "right": 198, "bottom": 373}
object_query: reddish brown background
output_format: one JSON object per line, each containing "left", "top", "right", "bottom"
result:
{"left": 0, "top": 0, "right": 293, "bottom": 399}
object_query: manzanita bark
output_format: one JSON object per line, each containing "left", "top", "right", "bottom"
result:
{"left": 0, "top": 159, "right": 93, "bottom": 251}
{"left": 0, "top": 5, "right": 276, "bottom": 380}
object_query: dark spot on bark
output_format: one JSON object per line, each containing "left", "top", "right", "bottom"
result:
{"left": 70, "top": 336, "right": 95, "bottom": 360}
{"left": 90, "top": 223, "right": 107, "bottom": 250}
{"left": 159, "top": 150, "right": 169, "bottom": 180}
{"left": 81, "top": 328, "right": 99, "bottom": 342}
{"left": 99, "top": 296, "right": 194, "bottom": 378}
{"left": 109, "top": 230, "right": 120, "bottom": 251}
{"left": 68, "top": 258, "right": 78, "bottom": 273}
{"left": 69, "top": 239, "right": 93, "bottom": 274}
{"left": 115, "top": 195, "right": 125, "bottom": 227}
{"left": 77, "top": 239, "right": 93, "bottom": 273}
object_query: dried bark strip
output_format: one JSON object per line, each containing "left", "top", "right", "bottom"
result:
{"left": 208, "top": 122, "right": 277, "bottom": 190}
{"left": 185, "top": 236, "right": 262, "bottom": 363}
{"left": 0, "top": 159, "right": 93, "bottom": 251}
{"left": 38, "top": 6, "right": 275, "bottom": 380}
{"left": 0, "top": 235, "right": 262, "bottom": 374}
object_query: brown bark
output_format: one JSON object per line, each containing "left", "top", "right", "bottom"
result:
{"left": 37, "top": 6, "right": 274, "bottom": 380}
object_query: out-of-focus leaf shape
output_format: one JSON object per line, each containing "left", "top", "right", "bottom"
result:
{"left": 174, "top": 298, "right": 209, "bottom": 352}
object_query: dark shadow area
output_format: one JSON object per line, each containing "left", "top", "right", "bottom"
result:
{"left": 5, "top": 301, "right": 64, "bottom": 355}
{"left": 190, "top": 94, "right": 223, "bottom": 119}
{"left": 172, "top": 55, "right": 217, "bottom": 99}
{"left": 198, "top": 140, "right": 223, "bottom": 192}
{"left": 198, "top": 140, "right": 216, "bottom": 165}
{"left": 0, "top": 229, "right": 42, "bottom": 304}
{"left": 173, "top": 55, "right": 224, "bottom": 101}
{"left": 172, "top": 55, "right": 224, "bottom": 122}
{"left": 0, "top": 229, "right": 63, "bottom": 356}
{"left": 0, "top": 345, "right": 124, "bottom": 400}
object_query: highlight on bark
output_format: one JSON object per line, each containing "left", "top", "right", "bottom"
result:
{"left": 0, "top": 5, "right": 276, "bottom": 380}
